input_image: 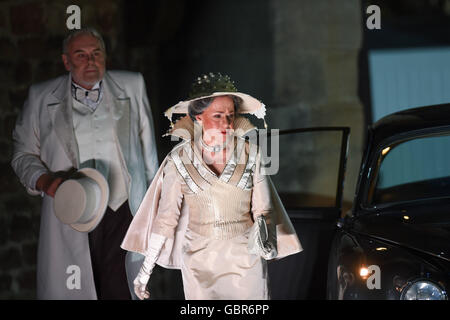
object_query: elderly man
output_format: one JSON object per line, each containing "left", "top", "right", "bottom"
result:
{"left": 11, "top": 28, "right": 158, "bottom": 300}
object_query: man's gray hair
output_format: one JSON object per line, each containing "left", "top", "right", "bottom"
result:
{"left": 62, "top": 27, "right": 106, "bottom": 54}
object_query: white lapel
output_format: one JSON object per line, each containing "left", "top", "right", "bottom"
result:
{"left": 47, "top": 75, "right": 80, "bottom": 168}
{"left": 103, "top": 72, "right": 131, "bottom": 165}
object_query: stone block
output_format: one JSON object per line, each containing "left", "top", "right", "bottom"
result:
{"left": 9, "top": 87, "right": 28, "bottom": 110}
{"left": 46, "top": 35, "right": 65, "bottom": 57}
{"left": 31, "top": 211, "right": 41, "bottom": 237}
{"left": 0, "top": 274, "right": 12, "bottom": 292}
{"left": 0, "top": 139, "right": 13, "bottom": 162}
{"left": 10, "top": 2, "right": 45, "bottom": 36}
{"left": 323, "top": 50, "right": 360, "bottom": 103}
{"left": 15, "top": 61, "right": 32, "bottom": 86}
{"left": 0, "top": 246, "right": 22, "bottom": 271}
{"left": 266, "top": 103, "right": 312, "bottom": 131}
{"left": 0, "top": 210, "right": 10, "bottom": 244}
{"left": 0, "top": 60, "right": 14, "bottom": 86}
{"left": 312, "top": 102, "right": 364, "bottom": 128}
{"left": 273, "top": 0, "right": 330, "bottom": 50}
{"left": 4, "top": 194, "right": 36, "bottom": 216}
{"left": 0, "top": 7, "right": 6, "bottom": 29}
{"left": 325, "top": 1, "right": 362, "bottom": 49}
{"left": 0, "top": 89, "right": 12, "bottom": 113}
{"left": 266, "top": 100, "right": 364, "bottom": 209}
{"left": 311, "top": 101, "right": 365, "bottom": 204}
{"left": 3, "top": 113, "right": 17, "bottom": 140}
{"left": 79, "top": 6, "right": 102, "bottom": 34}
{"left": 10, "top": 214, "right": 35, "bottom": 242}
{"left": 34, "top": 60, "right": 65, "bottom": 83}
{"left": 22, "top": 242, "right": 38, "bottom": 266}
{"left": 17, "top": 38, "right": 46, "bottom": 59}
{"left": 274, "top": 51, "right": 327, "bottom": 107}
{"left": 0, "top": 38, "right": 17, "bottom": 60}
{"left": 273, "top": 0, "right": 362, "bottom": 50}
{"left": 97, "top": 1, "right": 119, "bottom": 33}
{"left": 42, "top": 1, "right": 68, "bottom": 36}
{"left": 17, "top": 268, "right": 36, "bottom": 291}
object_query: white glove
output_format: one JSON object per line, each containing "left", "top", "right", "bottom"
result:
{"left": 248, "top": 215, "right": 277, "bottom": 260}
{"left": 134, "top": 233, "right": 166, "bottom": 300}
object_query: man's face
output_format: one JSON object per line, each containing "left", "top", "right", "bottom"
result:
{"left": 62, "top": 33, "right": 106, "bottom": 89}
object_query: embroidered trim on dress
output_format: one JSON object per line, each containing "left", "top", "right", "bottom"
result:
{"left": 170, "top": 149, "right": 201, "bottom": 194}
{"left": 237, "top": 142, "right": 258, "bottom": 189}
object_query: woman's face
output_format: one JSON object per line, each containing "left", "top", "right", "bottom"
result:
{"left": 196, "top": 96, "right": 235, "bottom": 143}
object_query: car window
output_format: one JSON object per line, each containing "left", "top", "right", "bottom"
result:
{"left": 371, "top": 133, "right": 450, "bottom": 205}
{"left": 268, "top": 129, "right": 348, "bottom": 209}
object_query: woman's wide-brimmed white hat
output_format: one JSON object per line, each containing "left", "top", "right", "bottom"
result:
{"left": 164, "top": 73, "right": 267, "bottom": 126}
{"left": 53, "top": 168, "right": 109, "bottom": 233}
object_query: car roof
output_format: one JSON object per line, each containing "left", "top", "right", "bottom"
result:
{"left": 370, "top": 103, "right": 450, "bottom": 144}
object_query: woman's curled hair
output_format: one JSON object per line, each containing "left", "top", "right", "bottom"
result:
{"left": 188, "top": 95, "right": 242, "bottom": 121}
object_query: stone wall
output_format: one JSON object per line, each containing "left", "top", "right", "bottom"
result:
{"left": 269, "top": 0, "right": 364, "bottom": 210}
{"left": 0, "top": 0, "right": 365, "bottom": 299}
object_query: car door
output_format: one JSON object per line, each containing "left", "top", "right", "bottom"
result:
{"left": 264, "top": 127, "right": 350, "bottom": 299}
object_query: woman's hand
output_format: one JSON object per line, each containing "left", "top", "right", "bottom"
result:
{"left": 248, "top": 215, "right": 278, "bottom": 260}
{"left": 133, "top": 233, "right": 167, "bottom": 300}
{"left": 133, "top": 271, "right": 150, "bottom": 300}
{"left": 261, "top": 237, "right": 277, "bottom": 260}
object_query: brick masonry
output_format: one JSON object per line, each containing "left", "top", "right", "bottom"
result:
{"left": 0, "top": 0, "right": 364, "bottom": 299}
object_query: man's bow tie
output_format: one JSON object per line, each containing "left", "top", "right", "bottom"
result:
{"left": 74, "top": 86, "right": 100, "bottom": 103}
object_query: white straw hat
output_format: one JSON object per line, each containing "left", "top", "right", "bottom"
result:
{"left": 53, "top": 168, "right": 109, "bottom": 233}
{"left": 164, "top": 73, "right": 267, "bottom": 127}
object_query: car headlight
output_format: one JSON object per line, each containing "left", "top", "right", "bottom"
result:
{"left": 401, "top": 280, "right": 447, "bottom": 300}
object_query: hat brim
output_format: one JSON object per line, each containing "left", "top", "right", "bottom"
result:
{"left": 166, "top": 92, "right": 266, "bottom": 120}
{"left": 69, "top": 168, "right": 109, "bottom": 233}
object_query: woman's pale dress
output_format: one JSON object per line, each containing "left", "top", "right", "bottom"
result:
{"left": 121, "top": 116, "right": 302, "bottom": 300}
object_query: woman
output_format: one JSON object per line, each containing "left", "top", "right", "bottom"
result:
{"left": 121, "top": 73, "right": 302, "bottom": 300}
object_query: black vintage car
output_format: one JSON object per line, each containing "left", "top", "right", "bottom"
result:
{"left": 327, "top": 104, "right": 450, "bottom": 300}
